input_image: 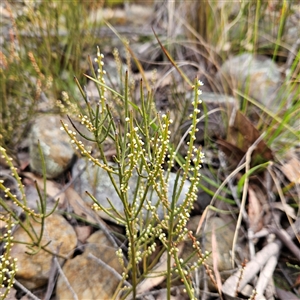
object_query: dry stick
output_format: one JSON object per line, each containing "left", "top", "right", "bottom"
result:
{"left": 222, "top": 239, "right": 282, "bottom": 297}
{"left": 193, "top": 268, "right": 200, "bottom": 300}
{"left": 47, "top": 161, "right": 87, "bottom": 203}
{"left": 252, "top": 228, "right": 270, "bottom": 239}
{"left": 89, "top": 211, "right": 121, "bottom": 249}
{"left": 202, "top": 268, "right": 209, "bottom": 300}
{"left": 268, "top": 225, "right": 300, "bottom": 260}
{"left": 231, "top": 133, "right": 266, "bottom": 267}
{"left": 239, "top": 240, "right": 281, "bottom": 292}
{"left": 88, "top": 253, "right": 131, "bottom": 287}
{"left": 44, "top": 245, "right": 62, "bottom": 300}
{"left": 223, "top": 191, "right": 300, "bottom": 297}
{"left": 211, "top": 224, "right": 224, "bottom": 300}
{"left": 218, "top": 150, "right": 256, "bottom": 259}
{"left": 44, "top": 261, "right": 59, "bottom": 300}
{"left": 91, "top": 211, "right": 129, "bottom": 264}
{"left": 268, "top": 166, "right": 300, "bottom": 244}
{"left": 54, "top": 256, "right": 79, "bottom": 300}
{"left": 13, "top": 279, "right": 41, "bottom": 300}
{"left": 69, "top": 193, "right": 122, "bottom": 250}
{"left": 286, "top": 217, "right": 300, "bottom": 239}
{"left": 255, "top": 254, "right": 278, "bottom": 297}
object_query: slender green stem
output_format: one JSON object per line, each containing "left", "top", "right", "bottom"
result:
{"left": 273, "top": 0, "right": 288, "bottom": 61}
{"left": 253, "top": 0, "right": 260, "bottom": 53}
{"left": 129, "top": 225, "right": 137, "bottom": 299}
{"left": 166, "top": 221, "right": 174, "bottom": 300}
{"left": 173, "top": 253, "right": 195, "bottom": 299}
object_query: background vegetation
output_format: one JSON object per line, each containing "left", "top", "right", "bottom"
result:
{"left": 0, "top": 0, "right": 299, "bottom": 299}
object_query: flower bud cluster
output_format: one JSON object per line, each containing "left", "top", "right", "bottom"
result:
{"left": 138, "top": 224, "right": 157, "bottom": 255}
{"left": 78, "top": 114, "right": 96, "bottom": 132}
{"left": 144, "top": 198, "right": 160, "bottom": 221}
{"left": 56, "top": 91, "right": 79, "bottom": 117}
{"left": 91, "top": 203, "right": 101, "bottom": 211}
{"left": 60, "top": 122, "right": 113, "bottom": 173}
{"left": 112, "top": 48, "right": 121, "bottom": 77}
{"left": 109, "top": 48, "right": 127, "bottom": 116}
{"left": 186, "top": 231, "right": 210, "bottom": 271}
{"left": 145, "top": 114, "right": 173, "bottom": 208}
{"left": 0, "top": 218, "right": 18, "bottom": 299}
{"left": 123, "top": 118, "right": 145, "bottom": 187}
{"left": 0, "top": 147, "right": 40, "bottom": 218}
{"left": 116, "top": 248, "right": 126, "bottom": 273}
{"left": 172, "top": 79, "right": 205, "bottom": 240}
{"left": 94, "top": 46, "right": 107, "bottom": 108}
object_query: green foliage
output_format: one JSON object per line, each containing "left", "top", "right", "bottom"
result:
{"left": 0, "top": 215, "right": 17, "bottom": 300}
{"left": 186, "top": 0, "right": 293, "bottom": 55}
{"left": 0, "top": 145, "right": 58, "bottom": 298}
{"left": 0, "top": 1, "right": 298, "bottom": 298}
{"left": 105, "top": 0, "right": 125, "bottom": 7}
{"left": 62, "top": 47, "right": 207, "bottom": 299}
{"left": 185, "top": 0, "right": 299, "bottom": 202}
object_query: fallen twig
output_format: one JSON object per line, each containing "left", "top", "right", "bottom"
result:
{"left": 13, "top": 279, "right": 41, "bottom": 300}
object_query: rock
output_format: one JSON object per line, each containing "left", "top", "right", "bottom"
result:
{"left": 11, "top": 214, "right": 77, "bottom": 289}
{"left": 72, "top": 158, "right": 191, "bottom": 222}
{"left": 218, "top": 53, "right": 282, "bottom": 111}
{"left": 203, "top": 217, "right": 234, "bottom": 271}
{"left": 194, "top": 217, "right": 236, "bottom": 292}
{"left": 56, "top": 230, "right": 122, "bottom": 300}
{"left": 172, "top": 215, "right": 237, "bottom": 292}
{"left": 29, "top": 115, "right": 75, "bottom": 179}
{"left": 181, "top": 216, "right": 236, "bottom": 292}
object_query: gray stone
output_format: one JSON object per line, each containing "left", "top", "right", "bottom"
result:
{"left": 203, "top": 217, "right": 234, "bottom": 272}
{"left": 56, "top": 230, "right": 122, "bottom": 300}
{"left": 218, "top": 53, "right": 282, "bottom": 111}
{"left": 199, "top": 217, "right": 236, "bottom": 292}
{"left": 72, "top": 158, "right": 191, "bottom": 222}
{"left": 29, "top": 115, "right": 75, "bottom": 179}
{"left": 181, "top": 216, "right": 236, "bottom": 292}
{"left": 11, "top": 214, "right": 77, "bottom": 289}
